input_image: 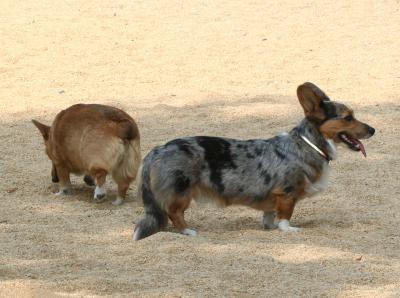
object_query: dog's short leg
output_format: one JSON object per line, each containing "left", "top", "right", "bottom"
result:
{"left": 168, "top": 197, "right": 196, "bottom": 236}
{"left": 91, "top": 169, "right": 107, "bottom": 203}
{"left": 262, "top": 211, "right": 277, "bottom": 229}
{"left": 275, "top": 195, "right": 301, "bottom": 232}
{"left": 55, "top": 166, "right": 71, "bottom": 195}
{"left": 113, "top": 181, "right": 131, "bottom": 206}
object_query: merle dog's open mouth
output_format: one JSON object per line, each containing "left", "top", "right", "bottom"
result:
{"left": 338, "top": 133, "right": 366, "bottom": 157}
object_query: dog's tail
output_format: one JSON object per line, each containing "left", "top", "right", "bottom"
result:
{"left": 117, "top": 119, "right": 139, "bottom": 142}
{"left": 133, "top": 157, "right": 168, "bottom": 241}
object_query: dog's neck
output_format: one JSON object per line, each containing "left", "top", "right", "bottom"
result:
{"left": 290, "top": 118, "right": 336, "bottom": 161}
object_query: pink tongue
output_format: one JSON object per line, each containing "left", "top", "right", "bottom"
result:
{"left": 351, "top": 137, "right": 366, "bottom": 157}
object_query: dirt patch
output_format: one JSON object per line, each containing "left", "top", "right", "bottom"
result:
{"left": 1, "top": 1, "right": 399, "bottom": 297}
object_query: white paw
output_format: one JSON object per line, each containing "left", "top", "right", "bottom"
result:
{"left": 55, "top": 189, "right": 68, "bottom": 196}
{"left": 278, "top": 220, "right": 301, "bottom": 232}
{"left": 181, "top": 228, "right": 197, "bottom": 236}
{"left": 112, "top": 197, "right": 124, "bottom": 206}
{"left": 94, "top": 186, "right": 106, "bottom": 201}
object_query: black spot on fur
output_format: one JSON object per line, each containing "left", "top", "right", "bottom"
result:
{"left": 165, "top": 139, "right": 193, "bottom": 157}
{"left": 321, "top": 101, "right": 337, "bottom": 120}
{"left": 174, "top": 170, "right": 190, "bottom": 193}
{"left": 246, "top": 153, "right": 255, "bottom": 158}
{"left": 264, "top": 174, "right": 271, "bottom": 185}
{"left": 238, "top": 187, "right": 244, "bottom": 192}
{"left": 196, "top": 137, "right": 237, "bottom": 193}
{"left": 284, "top": 186, "right": 295, "bottom": 193}
{"left": 275, "top": 148, "right": 286, "bottom": 160}
{"left": 254, "top": 147, "right": 262, "bottom": 156}
{"left": 257, "top": 162, "right": 262, "bottom": 170}
{"left": 236, "top": 144, "right": 243, "bottom": 149}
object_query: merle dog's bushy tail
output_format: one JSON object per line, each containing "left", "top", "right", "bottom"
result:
{"left": 133, "top": 157, "right": 168, "bottom": 241}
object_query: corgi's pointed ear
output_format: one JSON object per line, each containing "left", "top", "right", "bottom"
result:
{"left": 32, "top": 119, "right": 50, "bottom": 140}
{"left": 297, "top": 82, "right": 330, "bottom": 121}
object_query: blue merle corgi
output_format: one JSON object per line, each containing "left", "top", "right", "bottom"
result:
{"left": 134, "top": 83, "right": 375, "bottom": 240}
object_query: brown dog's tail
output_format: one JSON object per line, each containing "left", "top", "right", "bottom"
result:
{"left": 133, "top": 158, "right": 168, "bottom": 241}
{"left": 116, "top": 119, "right": 140, "bottom": 141}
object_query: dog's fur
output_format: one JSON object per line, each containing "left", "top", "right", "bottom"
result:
{"left": 32, "top": 104, "right": 141, "bottom": 205}
{"left": 133, "top": 83, "right": 375, "bottom": 240}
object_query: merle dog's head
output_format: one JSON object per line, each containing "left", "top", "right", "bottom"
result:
{"left": 297, "top": 82, "right": 375, "bottom": 156}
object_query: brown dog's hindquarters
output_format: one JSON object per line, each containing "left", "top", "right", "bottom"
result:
{"left": 32, "top": 104, "right": 141, "bottom": 205}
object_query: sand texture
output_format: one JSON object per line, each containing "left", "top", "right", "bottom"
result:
{"left": 1, "top": 1, "right": 399, "bottom": 297}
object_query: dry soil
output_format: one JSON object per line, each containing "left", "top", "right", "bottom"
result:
{"left": 0, "top": 1, "right": 399, "bottom": 297}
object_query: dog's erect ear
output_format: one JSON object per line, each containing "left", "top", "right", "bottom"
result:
{"left": 32, "top": 119, "right": 50, "bottom": 140}
{"left": 297, "top": 82, "right": 330, "bottom": 121}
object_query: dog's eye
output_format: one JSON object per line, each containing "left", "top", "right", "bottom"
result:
{"left": 344, "top": 115, "right": 353, "bottom": 121}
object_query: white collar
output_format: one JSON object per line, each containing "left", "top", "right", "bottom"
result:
{"left": 300, "top": 135, "right": 330, "bottom": 161}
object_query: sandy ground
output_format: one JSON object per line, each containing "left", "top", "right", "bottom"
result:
{"left": 1, "top": 0, "right": 400, "bottom": 297}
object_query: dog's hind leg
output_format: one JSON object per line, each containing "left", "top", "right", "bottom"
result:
{"left": 167, "top": 196, "right": 196, "bottom": 236}
{"left": 54, "top": 166, "right": 71, "bottom": 195}
{"left": 91, "top": 168, "right": 107, "bottom": 202}
{"left": 275, "top": 195, "right": 301, "bottom": 232}
{"left": 112, "top": 179, "right": 131, "bottom": 206}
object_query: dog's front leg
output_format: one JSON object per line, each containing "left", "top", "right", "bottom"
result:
{"left": 54, "top": 166, "right": 71, "bottom": 195}
{"left": 275, "top": 195, "right": 301, "bottom": 232}
{"left": 262, "top": 211, "right": 277, "bottom": 229}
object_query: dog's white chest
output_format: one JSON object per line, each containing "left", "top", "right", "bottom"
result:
{"left": 305, "top": 163, "right": 330, "bottom": 196}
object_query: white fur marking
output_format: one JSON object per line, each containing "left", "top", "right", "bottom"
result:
{"left": 133, "top": 229, "right": 140, "bottom": 241}
{"left": 326, "top": 139, "right": 337, "bottom": 160}
{"left": 278, "top": 220, "right": 301, "bottom": 232}
{"left": 55, "top": 189, "right": 67, "bottom": 196}
{"left": 181, "top": 228, "right": 197, "bottom": 236}
{"left": 94, "top": 186, "right": 106, "bottom": 199}
{"left": 306, "top": 162, "right": 330, "bottom": 196}
{"left": 112, "top": 197, "right": 124, "bottom": 206}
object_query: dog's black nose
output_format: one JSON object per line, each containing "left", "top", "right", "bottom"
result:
{"left": 367, "top": 126, "right": 375, "bottom": 136}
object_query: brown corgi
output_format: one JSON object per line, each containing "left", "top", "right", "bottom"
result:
{"left": 32, "top": 104, "right": 141, "bottom": 205}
